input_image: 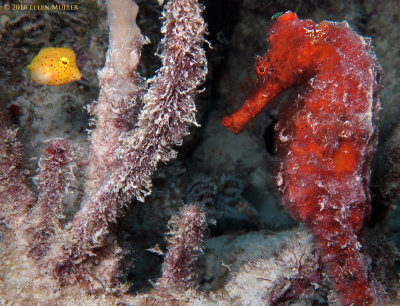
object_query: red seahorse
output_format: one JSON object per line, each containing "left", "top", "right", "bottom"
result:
{"left": 222, "top": 12, "right": 384, "bottom": 305}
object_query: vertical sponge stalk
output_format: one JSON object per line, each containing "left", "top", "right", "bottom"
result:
{"left": 0, "top": 127, "right": 35, "bottom": 237}
{"left": 157, "top": 204, "right": 207, "bottom": 293}
{"left": 28, "top": 139, "right": 73, "bottom": 260}
{"left": 116, "top": 0, "right": 208, "bottom": 202}
{"left": 85, "top": 0, "right": 146, "bottom": 197}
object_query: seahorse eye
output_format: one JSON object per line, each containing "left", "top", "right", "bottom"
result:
{"left": 258, "top": 67, "right": 265, "bottom": 73}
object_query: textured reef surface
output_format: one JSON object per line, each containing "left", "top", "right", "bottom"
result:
{"left": 1, "top": 0, "right": 400, "bottom": 305}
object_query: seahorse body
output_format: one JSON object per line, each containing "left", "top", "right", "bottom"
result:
{"left": 222, "top": 12, "right": 383, "bottom": 304}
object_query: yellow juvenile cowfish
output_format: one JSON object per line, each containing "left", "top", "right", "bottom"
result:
{"left": 26, "top": 47, "right": 82, "bottom": 86}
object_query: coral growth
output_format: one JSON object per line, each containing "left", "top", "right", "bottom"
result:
{"left": 223, "top": 11, "right": 383, "bottom": 304}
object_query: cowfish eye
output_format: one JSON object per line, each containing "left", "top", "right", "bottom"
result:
{"left": 59, "top": 56, "right": 70, "bottom": 66}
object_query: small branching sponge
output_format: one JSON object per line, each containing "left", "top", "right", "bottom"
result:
{"left": 157, "top": 204, "right": 207, "bottom": 294}
{"left": 28, "top": 139, "right": 73, "bottom": 260}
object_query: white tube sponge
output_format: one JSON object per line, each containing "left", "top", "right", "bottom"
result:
{"left": 106, "top": 0, "right": 142, "bottom": 88}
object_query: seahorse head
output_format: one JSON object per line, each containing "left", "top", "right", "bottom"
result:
{"left": 254, "top": 12, "right": 324, "bottom": 94}
{"left": 222, "top": 11, "right": 333, "bottom": 133}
